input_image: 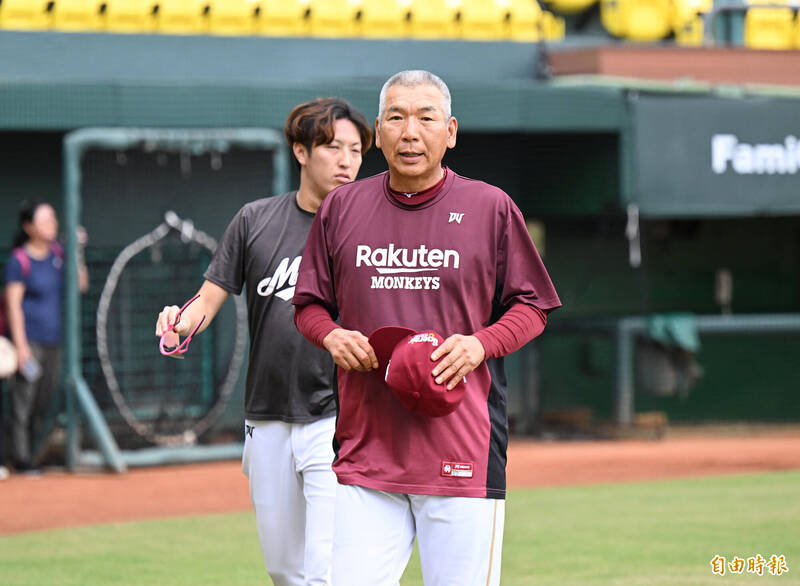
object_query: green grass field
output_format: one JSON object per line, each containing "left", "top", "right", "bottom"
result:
{"left": 2, "top": 471, "right": 798, "bottom": 585}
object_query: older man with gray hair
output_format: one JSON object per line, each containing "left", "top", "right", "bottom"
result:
{"left": 294, "top": 70, "right": 561, "bottom": 585}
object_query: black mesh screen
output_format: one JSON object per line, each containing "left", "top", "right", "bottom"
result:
{"left": 78, "top": 144, "right": 275, "bottom": 446}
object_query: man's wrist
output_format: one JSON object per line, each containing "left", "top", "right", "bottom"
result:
{"left": 322, "top": 327, "right": 344, "bottom": 350}
{"left": 470, "top": 335, "right": 487, "bottom": 362}
{"left": 472, "top": 330, "right": 495, "bottom": 359}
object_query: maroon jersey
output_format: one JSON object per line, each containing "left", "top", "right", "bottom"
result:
{"left": 293, "top": 170, "right": 560, "bottom": 498}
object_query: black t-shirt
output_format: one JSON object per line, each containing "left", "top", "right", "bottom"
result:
{"left": 205, "top": 192, "right": 335, "bottom": 422}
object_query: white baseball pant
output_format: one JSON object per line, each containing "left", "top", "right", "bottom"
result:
{"left": 331, "top": 484, "right": 505, "bottom": 586}
{"left": 242, "top": 416, "right": 337, "bottom": 586}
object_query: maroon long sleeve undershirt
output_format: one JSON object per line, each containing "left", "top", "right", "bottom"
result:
{"left": 294, "top": 302, "right": 547, "bottom": 359}
{"left": 472, "top": 303, "right": 547, "bottom": 359}
{"left": 294, "top": 303, "right": 339, "bottom": 349}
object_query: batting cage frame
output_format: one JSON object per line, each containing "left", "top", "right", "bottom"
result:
{"left": 63, "top": 128, "right": 289, "bottom": 473}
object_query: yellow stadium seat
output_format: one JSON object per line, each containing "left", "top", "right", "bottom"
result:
{"left": 600, "top": 0, "right": 623, "bottom": 36}
{"left": 155, "top": 0, "right": 208, "bottom": 34}
{"left": 308, "top": 0, "right": 359, "bottom": 37}
{"left": 540, "top": 9, "right": 565, "bottom": 39}
{"left": 51, "top": 0, "right": 105, "bottom": 32}
{"left": 207, "top": 0, "right": 257, "bottom": 35}
{"left": 259, "top": 0, "right": 310, "bottom": 36}
{"left": 0, "top": 0, "right": 53, "bottom": 31}
{"left": 505, "top": 0, "right": 542, "bottom": 42}
{"left": 104, "top": 0, "right": 157, "bottom": 33}
{"left": 672, "top": 0, "right": 712, "bottom": 46}
{"left": 601, "top": 0, "right": 672, "bottom": 42}
{"left": 671, "top": 0, "right": 712, "bottom": 25}
{"left": 796, "top": 11, "right": 800, "bottom": 49}
{"left": 545, "top": 0, "right": 596, "bottom": 15}
{"left": 357, "top": 0, "right": 410, "bottom": 39}
{"left": 458, "top": 0, "right": 506, "bottom": 40}
{"left": 744, "top": 0, "right": 793, "bottom": 50}
{"left": 673, "top": 14, "right": 704, "bottom": 45}
{"left": 408, "top": 0, "right": 458, "bottom": 39}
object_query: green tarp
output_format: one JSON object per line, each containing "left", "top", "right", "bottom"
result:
{"left": 646, "top": 313, "right": 701, "bottom": 352}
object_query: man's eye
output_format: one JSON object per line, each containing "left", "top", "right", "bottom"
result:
{"left": 328, "top": 145, "right": 340, "bottom": 150}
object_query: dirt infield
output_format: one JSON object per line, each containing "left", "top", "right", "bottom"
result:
{"left": 2, "top": 428, "right": 800, "bottom": 535}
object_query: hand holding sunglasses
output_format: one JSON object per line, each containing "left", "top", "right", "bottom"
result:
{"left": 158, "top": 294, "right": 206, "bottom": 359}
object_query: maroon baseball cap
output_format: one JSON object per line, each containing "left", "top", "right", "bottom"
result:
{"left": 368, "top": 326, "right": 466, "bottom": 418}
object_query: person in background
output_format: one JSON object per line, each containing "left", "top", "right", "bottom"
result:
{"left": 155, "top": 98, "right": 373, "bottom": 585}
{"left": 3, "top": 201, "right": 88, "bottom": 474}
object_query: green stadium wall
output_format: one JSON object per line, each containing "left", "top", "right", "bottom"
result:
{"left": 2, "top": 31, "right": 800, "bottom": 430}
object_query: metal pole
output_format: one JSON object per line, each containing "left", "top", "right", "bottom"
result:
{"left": 79, "top": 443, "right": 243, "bottom": 469}
{"left": 521, "top": 342, "right": 541, "bottom": 434}
{"left": 73, "top": 378, "right": 126, "bottom": 472}
{"left": 63, "top": 134, "right": 81, "bottom": 471}
{"left": 615, "top": 317, "right": 646, "bottom": 426}
{"left": 615, "top": 321, "right": 634, "bottom": 426}
{"left": 694, "top": 313, "right": 800, "bottom": 333}
{"left": 273, "top": 136, "right": 291, "bottom": 195}
{"left": 64, "top": 131, "right": 126, "bottom": 473}
{"left": 62, "top": 127, "right": 287, "bottom": 472}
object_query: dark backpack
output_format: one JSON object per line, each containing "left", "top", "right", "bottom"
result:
{"left": 0, "top": 243, "right": 64, "bottom": 338}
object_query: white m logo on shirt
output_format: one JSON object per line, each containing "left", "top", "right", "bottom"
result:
{"left": 257, "top": 256, "right": 302, "bottom": 300}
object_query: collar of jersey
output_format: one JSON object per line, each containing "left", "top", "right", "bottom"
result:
{"left": 382, "top": 168, "right": 455, "bottom": 211}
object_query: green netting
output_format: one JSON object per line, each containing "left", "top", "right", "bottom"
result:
{"left": 82, "top": 243, "right": 215, "bottom": 434}
{"left": 69, "top": 132, "right": 284, "bottom": 450}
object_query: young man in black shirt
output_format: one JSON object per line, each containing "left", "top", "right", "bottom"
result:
{"left": 155, "top": 98, "right": 372, "bottom": 586}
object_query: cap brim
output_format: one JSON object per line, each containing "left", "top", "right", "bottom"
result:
{"left": 367, "top": 326, "right": 416, "bottom": 370}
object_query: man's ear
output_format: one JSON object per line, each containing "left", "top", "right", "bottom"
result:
{"left": 374, "top": 118, "right": 382, "bottom": 149}
{"left": 446, "top": 116, "right": 458, "bottom": 149}
{"left": 293, "top": 143, "right": 309, "bottom": 167}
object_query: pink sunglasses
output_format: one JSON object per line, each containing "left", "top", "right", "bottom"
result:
{"left": 159, "top": 294, "right": 206, "bottom": 359}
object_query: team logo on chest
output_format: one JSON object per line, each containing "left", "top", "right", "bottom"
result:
{"left": 257, "top": 256, "right": 301, "bottom": 300}
{"left": 448, "top": 212, "right": 465, "bottom": 224}
{"left": 355, "top": 243, "right": 460, "bottom": 291}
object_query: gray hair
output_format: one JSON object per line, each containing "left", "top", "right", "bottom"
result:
{"left": 378, "top": 70, "right": 452, "bottom": 123}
